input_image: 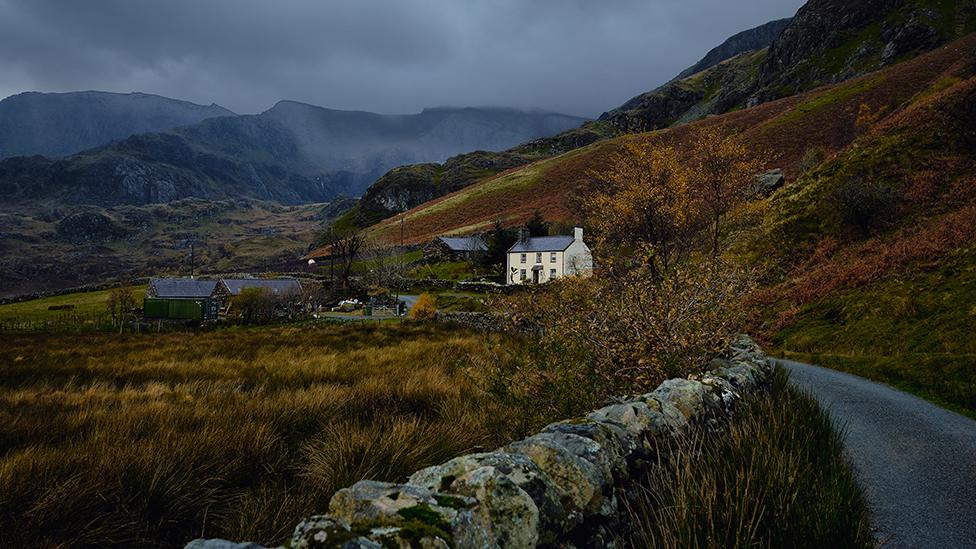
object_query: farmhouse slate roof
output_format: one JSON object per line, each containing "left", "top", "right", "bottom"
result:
{"left": 438, "top": 236, "right": 488, "bottom": 252}
{"left": 150, "top": 278, "right": 218, "bottom": 298}
{"left": 221, "top": 278, "right": 302, "bottom": 296}
{"left": 509, "top": 235, "right": 575, "bottom": 253}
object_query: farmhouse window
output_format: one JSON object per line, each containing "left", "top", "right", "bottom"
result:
{"left": 550, "top": 268, "right": 556, "bottom": 279}
{"left": 536, "top": 252, "right": 542, "bottom": 263}
{"left": 520, "top": 269, "right": 526, "bottom": 280}
{"left": 550, "top": 252, "right": 556, "bottom": 263}
{"left": 520, "top": 253, "right": 526, "bottom": 263}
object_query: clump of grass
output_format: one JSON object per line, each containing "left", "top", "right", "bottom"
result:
{"left": 0, "top": 323, "right": 518, "bottom": 548}
{"left": 625, "top": 368, "right": 873, "bottom": 549}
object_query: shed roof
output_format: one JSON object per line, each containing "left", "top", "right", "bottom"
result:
{"left": 151, "top": 278, "right": 218, "bottom": 298}
{"left": 438, "top": 235, "right": 487, "bottom": 252}
{"left": 509, "top": 235, "right": 575, "bottom": 253}
{"left": 221, "top": 278, "right": 303, "bottom": 296}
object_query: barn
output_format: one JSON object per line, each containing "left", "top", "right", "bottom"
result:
{"left": 422, "top": 235, "right": 488, "bottom": 262}
{"left": 144, "top": 278, "right": 220, "bottom": 321}
{"left": 217, "top": 278, "right": 303, "bottom": 298}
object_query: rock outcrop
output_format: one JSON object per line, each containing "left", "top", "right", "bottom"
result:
{"left": 186, "top": 336, "right": 774, "bottom": 549}
{"left": 603, "top": 1, "right": 976, "bottom": 132}
{"left": 353, "top": 151, "right": 530, "bottom": 227}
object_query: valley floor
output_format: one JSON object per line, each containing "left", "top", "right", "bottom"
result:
{"left": 0, "top": 323, "right": 522, "bottom": 548}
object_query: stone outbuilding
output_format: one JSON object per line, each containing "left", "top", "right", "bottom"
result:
{"left": 422, "top": 235, "right": 488, "bottom": 263}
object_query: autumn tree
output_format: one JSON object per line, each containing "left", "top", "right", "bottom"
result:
{"left": 584, "top": 141, "right": 702, "bottom": 275}
{"left": 106, "top": 287, "right": 137, "bottom": 326}
{"left": 690, "top": 125, "right": 766, "bottom": 256}
{"left": 409, "top": 293, "right": 437, "bottom": 321}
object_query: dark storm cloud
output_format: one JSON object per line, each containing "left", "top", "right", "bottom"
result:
{"left": 0, "top": 0, "right": 805, "bottom": 116}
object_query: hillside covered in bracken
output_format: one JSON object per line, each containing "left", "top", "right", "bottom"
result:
{"left": 366, "top": 33, "right": 976, "bottom": 413}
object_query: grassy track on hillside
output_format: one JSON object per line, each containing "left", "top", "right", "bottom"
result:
{"left": 625, "top": 368, "right": 873, "bottom": 548}
{"left": 0, "top": 323, "right": 521, "bottom": 548}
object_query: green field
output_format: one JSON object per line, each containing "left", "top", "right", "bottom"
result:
{"left": 0, "top": 285, "right": 147, "bottom": 322}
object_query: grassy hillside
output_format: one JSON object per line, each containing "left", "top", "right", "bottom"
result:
{"left": 373, "top": 34, "right": 975, "bottom": 242}
{"left": 0, "top": 323, "right": 529, "bottom": 548}
{"left": 368, "top": 34, "right": 976, "bottom": 414}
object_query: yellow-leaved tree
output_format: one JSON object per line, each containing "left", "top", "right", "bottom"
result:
{"left": 584, "top": 141, "right": 702, "bottom": 275}
{"left": 690, "top": 125, "right": 767, "bottom": 256}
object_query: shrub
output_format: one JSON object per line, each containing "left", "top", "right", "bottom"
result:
{"left": 409, "top": 293, "right": 438, "bottom": 321}
{"left": 624, "top": 368, "right": 873, "bottom": 548}
{"left": 496, "top": 257, "right": 755, "bottom": 398}
{"left": 232, "top": 287, "right": 276, "bottom": 323}
{"left": 832, "top": 177, "right": 900, "bottom": 235}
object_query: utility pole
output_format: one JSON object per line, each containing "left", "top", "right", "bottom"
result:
{"left": 396, "top": 214, "right": 404, "bottom": 314}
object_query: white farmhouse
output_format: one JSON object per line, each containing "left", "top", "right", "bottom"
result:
{"left": 506, "top": 227, "right": 593, "bottom": 285}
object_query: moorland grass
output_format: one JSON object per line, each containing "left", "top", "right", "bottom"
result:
{"left": 625, "top": 368, "right": 873, "bottom": 549}
{"left": 0, "top": 322, "right": 519, "bottom": 548}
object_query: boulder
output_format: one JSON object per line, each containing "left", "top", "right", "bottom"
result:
{"left": 749, "top": 169, "right": 785, "bottom": 198}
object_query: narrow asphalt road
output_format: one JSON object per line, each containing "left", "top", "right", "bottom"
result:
{"left": 779, "top": 360, "right": 976, "bottom": 549}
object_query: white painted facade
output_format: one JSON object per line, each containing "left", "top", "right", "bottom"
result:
{"left": 505, "top": 227, "right": 593, "bottom": 285}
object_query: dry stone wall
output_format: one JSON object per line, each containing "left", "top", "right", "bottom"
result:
{"left": 186, "top": 335, "right": 774, "bottom": 549}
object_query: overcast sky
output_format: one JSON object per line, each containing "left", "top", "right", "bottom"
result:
{"left": 0, "top": 0, "right": 805, "bottom": 117}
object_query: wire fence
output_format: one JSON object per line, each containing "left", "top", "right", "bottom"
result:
{"left": 0, "top": 313, "right": 173, "bottom": 334}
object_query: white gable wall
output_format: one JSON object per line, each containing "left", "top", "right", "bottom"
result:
{"left": 505, "top": 227, "right": 593, "bottom": 285}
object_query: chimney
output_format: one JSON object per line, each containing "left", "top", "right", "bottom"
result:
{"left": 574, "top": 227, "right": 583, "bottom": 241}
{"left": 518, "top": 228, "right": 529, "bottom": 242}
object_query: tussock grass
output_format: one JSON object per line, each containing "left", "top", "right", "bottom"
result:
{"left": 626, "top": 368, "right": 872, "bottom": 549}
{"left": 0, "top": 323, "right": 515, "bottom": 548}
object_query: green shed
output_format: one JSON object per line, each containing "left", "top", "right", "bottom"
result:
{"left": 145, "top": 278, "right": 221, "bottom": 321}
{"left": 144, "top": 297, "right": 219, "bottom": 321}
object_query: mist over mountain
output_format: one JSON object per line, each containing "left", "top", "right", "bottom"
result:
{"left": 0, "top": 100, "right": 586, "bottom": 207}
{"left": 0, "top": 91, "right": 235, "bottom": 159}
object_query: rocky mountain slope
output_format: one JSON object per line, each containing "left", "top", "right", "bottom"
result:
{"left": 0, "top": 91, "right": 235, "bottom": 159}
{"left": 601, "top": 0, "right": 976, "bottom": 132}
{"left": 0, "top": 103, "right": 586, "bottom": 208}
{"left": 342, "top": 121, "right": 616, "bottom": 228}
{"left": 674, "top": 18, "right": 793, "bottom": 81}
{"left": 0, "top": 197, "right": 355, "bottom": 297}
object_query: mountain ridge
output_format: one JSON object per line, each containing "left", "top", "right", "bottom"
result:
{"left": 0, "top": 90, "right": 236, "bottom": 159}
